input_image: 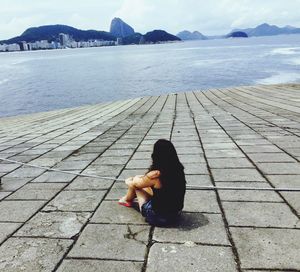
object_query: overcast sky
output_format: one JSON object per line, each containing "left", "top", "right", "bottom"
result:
{"left": 1, "top": 0, "right": 300, "bottom": 40}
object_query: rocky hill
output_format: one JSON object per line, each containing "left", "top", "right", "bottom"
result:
{"left": 110, "top": 18, "right": 135, "bottom": 38}
{"left": 177, "top": 30, "right": 207, "bottom": 40}
{"left": 226, "top": 31, "right": 248, "bottom": 38}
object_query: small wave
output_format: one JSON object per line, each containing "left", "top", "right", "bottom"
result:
{"left": 0, "top": 79, "right": 9, "bottom": 85}
{"left": 289, "top": 57, "right": 300, "bottom": 65}
{"left": 270, "top": 47, "right": 300, "bottom": 55}
{"left": 257, "top": 72, "right": 300, "bottom": 85}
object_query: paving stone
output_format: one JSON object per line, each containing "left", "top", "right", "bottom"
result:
{"left": 32, "top": 172, "right": 75, "bottom": 183}
{"left": 185, "top": 175, "right": 212, "bottom": 186}
{"left": 231, "top": 227, "right": 300, "bottom": 270}
{"left": 56, "top": 260, "right": 143, "bottom": 272}
{"left": 101, "top": 149, "right": 134, "bottom": 157}
{"left": 184, "top": 191, "right": 220, "bottom": 213}
{"left": 184, "top": 163, "right": 209, "bottom": 174}
{"left": 82, "top": 165, "right": 121, "bottom": 176}
{"left": 0, "top": 200, "right": 46, "bottom": 222}
{"left": 147, "top": 243, "right": 237, "bottom": 272}
{"left": 0, "top": 223, "right": 21, "bottom": 243}
{"left": 131, "top": 151, "right": 151, "bottom": 160}
{"left": 215, "top": 182, "right": 283, "bottom": 202}
{"left": 0, "top": 163, "right": 19, "bottom": 172}
{"left": 153, "top": 212, "right": 230, "bottom": 245}
{"left": 206, "top": 149, "right": 245, "bottom": 158}
{"left": 176, "top": 147, "right": 203, "bottom": 155}
{"left": 66, "top": 177, "right": 113, "bottom": 190}
{"left": 43, "top": 190, "right": 105, "bottom": 212}
{"left": 281, "top": 192, "right": 300, "bottom": 214}
{"left": 208, "top": 158, "right": 253, "bottom": 168}
{"left": 223, "top": 202, "right": 300, "bottom": 228}
{"left": 0, "top": 191, "right": 10, "bottom": 200}
{"left": 240, "top": 145, "right": 282, "bottom": 153}
{"left": 247, "top": 152, "right": 296, "bottom": 163}
{"left": 6, "top": 183, "right": 66, "bottom": 200}
{"left": 91, "top": 200, "right": 146, "bottom": 224}
{"left": 0, "top": 237, "right": 72, "bottom": 272}
{"left": 105, "top": 186, "right": 128, "bottom": 199}
{"left": 203, "top": 143, "right": 237, "bottom": 150}
{"left": 56, "top": 160, "right": 91, "bottom": 170}
{"left": 126, "top": 159, "right": 151, "bottom": 169}
{"left": 15, "top": 211, "right": 91, "bottom": 238}
{"left": 68, "top": 224, "right": 150, "bottom": 261}
{"left": 178, "top": 154, "right": 206, "bottom": 164}
{"left": 257, "top": 162, "right": 300, "bottom": 175}
{"left": 93, "top": 156, "right": 130, "bottom": 165}
{"left": 5, "top": 167, "right": 46, "bottom": 178}
{"left": 267, "top": 174, "right": 300, "bottom": 188}
{"left": 212, "top": 169, "right": 265, "bottom": 182}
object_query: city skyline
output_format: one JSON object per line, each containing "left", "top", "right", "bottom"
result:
{"left": 1, "top": 0, "right": 300, "bottom": 40}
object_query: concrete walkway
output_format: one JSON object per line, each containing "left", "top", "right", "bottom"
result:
{"left": 0, "top": 84, "right": 299, "bottom": 272}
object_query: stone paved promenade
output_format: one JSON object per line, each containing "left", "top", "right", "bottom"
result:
{"left": 0, "top": 84, "right": 300, "bottom": 271}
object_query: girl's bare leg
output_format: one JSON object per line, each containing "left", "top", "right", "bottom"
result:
{"left": 135, "top": 187, "right": 153, "bottom": 210}
{"left": 121, "top": 186, "right": 136, "bottom": 202}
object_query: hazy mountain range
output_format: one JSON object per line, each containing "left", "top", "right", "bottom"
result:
{"left": 178, "top": 23, "right": 300, "bottom": 40}
{"left": 1, "top": 19, "right": 300, "bottom": 45}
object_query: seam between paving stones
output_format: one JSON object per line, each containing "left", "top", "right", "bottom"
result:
{"left": 229, "top": 226, "right": 300, "bottom": 230}
{"left": 52, "top": 95, "right": 167, "bottom": 272}
{"left": 65, "top": 256, "right": 144, "bottom": 263}
{"left": 204, "top": 92, "right": 300, "bottom": 220}
{"left": 188, "top": 91, "right": 243, "bottom": 272}
{"left": 151, "top": 240, "right": 232, "bottom": 247}
{"left": 0, "top": 97, "right": 151, "bottom": 247}
{"left": 222, "top": 200, "right": 285, "bottom": 203}
{"left": 246, "top": 266, "right": 300, "bottom": 272}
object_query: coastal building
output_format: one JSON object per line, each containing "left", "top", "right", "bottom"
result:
{"left": 6, "top": 43, "right": 20, "bottom": 52}
{"left": 59, "top": 33, "right": 70, "bottom": 47}
{"left": 116, "top": 38, "right": 123, "bottom": 45}
{"left": 0, "top": 44, "right": 6, "bottom": 52}
{"left": 19, "top": 41, "right": 28, "bottom": 51}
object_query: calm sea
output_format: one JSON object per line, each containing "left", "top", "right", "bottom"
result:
{"left": 1, "top": 34, "right": 300, "bottom": 117}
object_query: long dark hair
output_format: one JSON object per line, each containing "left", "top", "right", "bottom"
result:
{"left": 148, "top": 139, "right": 186, "bottom": 188}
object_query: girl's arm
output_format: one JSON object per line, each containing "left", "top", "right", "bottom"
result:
{"left": 126, "top": 170, "right": 160, "bottom": 189}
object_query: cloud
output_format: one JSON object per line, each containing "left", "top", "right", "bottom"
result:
{"left": 1, "top": 0, "right": 300, "bottom": 40}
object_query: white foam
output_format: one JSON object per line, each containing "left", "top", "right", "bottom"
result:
{"left": 0, "top": 79, "right": 9, "bottom": 85}
{"left": 257, "top": 72, "right": 300, "bottom": 85}
{"left": 289, "top": 57, "right": 300, "bottom": 65}
{"left": 270, "top": 47, "right": 300, "bottom": 55}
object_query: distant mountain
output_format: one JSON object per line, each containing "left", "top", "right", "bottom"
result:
{"left": 1, "top": 25, "right": 116, "bottom": 44}
{"left": 144, "top": 30, "right": 181, "bottom": 43}
{"left": 110, "top": 18, "right": 135, "bottom": 38}
{"left": 235, "top": 23, "right": 300, "bottom": 37}
{"left": 226, "top": 31, "right": 248, "bottom": 38}
{"left": 177, "top": 30, "right": 207, "bottom": 40}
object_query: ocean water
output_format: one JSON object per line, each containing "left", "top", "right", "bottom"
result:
{"left": 0, "top": 34, "right": 300, "bottom": 117}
